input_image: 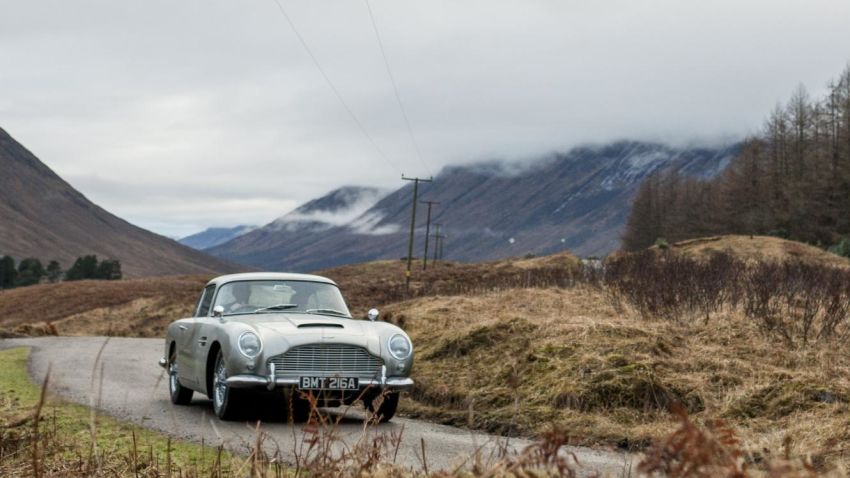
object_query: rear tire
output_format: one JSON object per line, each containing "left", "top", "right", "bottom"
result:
{"left": 364, "top": 392, "right": 399, "bottom": 423}
{"left": 168, "top": 350, "right": 193, "bottom": 405}
{"left": 211, "top": 351, "right": 244, "bottom": 420}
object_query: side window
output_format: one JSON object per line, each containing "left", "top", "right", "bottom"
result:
{"left": 196, "top": 285, "right": 216, "bottom": 317}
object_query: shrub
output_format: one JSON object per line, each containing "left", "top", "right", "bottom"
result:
{"left": 602, "top": 251, "right": 850, "bottom": 346}
{"left": 0, "top": 255, "right": 16, "bottom": 289}
{"left": 828, "top": 238, "right": 850, "bottom": 258}
{"left": 15, "top": 258, "right": 46, "bottom": 287}
{"left": 65, "top": 256, "right": 122, "bottom": 281}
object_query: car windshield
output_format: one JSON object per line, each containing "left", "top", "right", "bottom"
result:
{"left": 213, "top": 280, "right": 351, "bottom": 317}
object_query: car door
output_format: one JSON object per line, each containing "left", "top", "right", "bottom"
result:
{"left": 178, "top": 284, "right": 215, "bottom": 386}
{"left": 190, "top": 284, "right": 222, "bottom": 388}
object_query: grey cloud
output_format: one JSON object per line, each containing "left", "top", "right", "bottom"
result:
{"left": 2, "top": 0, "right": 849, "bottom": 237}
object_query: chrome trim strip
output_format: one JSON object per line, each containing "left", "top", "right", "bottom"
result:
{"left": 225, "top": 375, "right": 414, "bottom": 390}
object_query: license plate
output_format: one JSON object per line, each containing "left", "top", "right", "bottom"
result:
{"left": 299, "top": 376, "right": 359, "bottom": 390}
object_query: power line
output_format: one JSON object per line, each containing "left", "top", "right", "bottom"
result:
{"left": 363, "top": 0, "right": 432, "bottom": 177}
{"left": 270, "top": 0, "right": 396, "bottom": 171}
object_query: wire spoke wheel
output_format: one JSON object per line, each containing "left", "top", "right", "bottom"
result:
{"left": 213, "top": 354, "right": 228, "bottom": 414}
{"left": 211, "top": 350, "right": 244, "bottom": 420}
{"left": 168, "top": 349, "right": 193, "bottom": 405}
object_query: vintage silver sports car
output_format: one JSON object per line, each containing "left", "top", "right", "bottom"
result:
{"left": 158, "top": 272, "right": 414, "bottom": 421}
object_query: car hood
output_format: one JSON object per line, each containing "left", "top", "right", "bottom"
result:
{"left": 247, "top": 313, "right": 381, "bottom": 357}
{"left": 254, "top": 313, "right": 365, "bottom": 335}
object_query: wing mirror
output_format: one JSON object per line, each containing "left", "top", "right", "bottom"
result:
{"left": 367, "top": 308, "right": 380, "bottom": 321}
{"left": 213, "top": 305, "right": 225, "bottom": 322}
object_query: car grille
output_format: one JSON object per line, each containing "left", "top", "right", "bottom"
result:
{"left": 268, "top": 344, "right": 383, "bottom": 378}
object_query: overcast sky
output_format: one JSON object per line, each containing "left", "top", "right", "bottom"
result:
{"left": 1, "top": 1, "right": 848, "bottom": 238}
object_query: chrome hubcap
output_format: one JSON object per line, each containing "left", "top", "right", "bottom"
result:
{"left": 213, "top": 356, "right": 227, "bottom": 411}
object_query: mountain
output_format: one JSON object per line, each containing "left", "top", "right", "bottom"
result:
{"left": 209, "top": 141, "right": 738, "bottom": 271}
{"left": 179, "top": 225, "right": 257, "bottom": 250}
{"left": 206, "top": 186, "right": 388, "bottom": 266}
{"left": 0, "top": 127, "right": 243, "bottom": 277}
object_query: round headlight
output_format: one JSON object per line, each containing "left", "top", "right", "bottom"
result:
{"left": 388, "top": 334, "right": 412, "bottom": 360}
{"left": 238, "top": 332, "right": 262, "bottom": 358}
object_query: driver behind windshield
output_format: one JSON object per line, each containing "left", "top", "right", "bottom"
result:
{"left": 225, "top": 282, "right": 253, "bottom": 313}
{"left": 216, "top": 280, "right": 350, "bottom": 316}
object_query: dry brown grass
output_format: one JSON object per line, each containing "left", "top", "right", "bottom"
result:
{"left": 0, "top": 276, "right": 208, "bottom": 337}
{"left": 659, "top": 235, "right": 849, "bottom": 268}
{"left": 0, "top": 252, "right": 582, "bottom": 338}
{"left": 320, "top": 252, "right": 581, "bottom": 316}
{"left": 384, "top": 286, "right": 850, "bottom": 472}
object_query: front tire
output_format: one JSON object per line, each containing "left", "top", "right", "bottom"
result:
{"left": 168, "top": 350, "right": 193, "bottom": 405}
{"left": 287, "top": 390, "right": 312, "bottom": 423}
{"left": 364, "top": 392, "right": 399, "bottom": 423}
{"left": 211, "top": 350, "right": 243, "bottom": 420}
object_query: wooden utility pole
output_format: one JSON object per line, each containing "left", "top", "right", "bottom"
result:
{"left": 421, "top": 200, "right": 439, "bottom": 270}
{"left": 432, "top": 224, "right": 442, "bottom": 265}
{"left": 402, "top": 175, "right": 432, "bottom": 290}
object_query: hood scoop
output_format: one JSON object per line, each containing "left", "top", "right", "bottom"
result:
{"left": 297, "top": 323, "right": 344, "bottom": 329}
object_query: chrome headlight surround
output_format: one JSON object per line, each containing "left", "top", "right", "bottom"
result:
{"left": 387, "top": 334, "right": 412, "bottom": 360}
{"left": 237, "top": 331, "right": 263, "bottom": 358}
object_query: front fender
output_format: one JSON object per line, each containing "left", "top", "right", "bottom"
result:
{"left": 208, "top": 321, "right": 264, "bottom": 381}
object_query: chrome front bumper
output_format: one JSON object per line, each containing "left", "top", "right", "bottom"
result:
{"left": 225, "top": 375, "right": 414, "bottom": 390}
{"left": 158, "top": 357, "right": 414, "bottom": 391}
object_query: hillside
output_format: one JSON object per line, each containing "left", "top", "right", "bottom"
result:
{"left": 661, "top": 235, "right": 850, "bottom": 267}
{"left": 0, "top": 127, "right": 242, "bottom": 277}
{"left": 0, "top": 276, "right": 208, "bottom": 337}
{"left": 209, "top": 141, "right": 738, "bottom": 271}
{"left": 389, "top": 286, "right": 850, "bottom": 468}
{"left": 0, "top": 251, "right": 580, "bottom": 337}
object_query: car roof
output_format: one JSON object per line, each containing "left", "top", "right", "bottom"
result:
{"left": 206, "top": 272, "right": 338, "bottom": 287}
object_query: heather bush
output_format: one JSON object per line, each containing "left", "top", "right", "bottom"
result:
{"left": 603, "top": 251, "right": 850, "bottom": 346}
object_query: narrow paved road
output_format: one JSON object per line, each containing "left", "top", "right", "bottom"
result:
{"left": 2, "top": 337, "right": 633, "bottom": 476}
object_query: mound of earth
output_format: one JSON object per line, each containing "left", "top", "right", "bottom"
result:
{"left": 659, "top": 235, "right": 849, "bottom": 267}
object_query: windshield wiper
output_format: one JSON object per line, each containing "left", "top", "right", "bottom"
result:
{"left": 305, "top": 308, "right": 350, "bottom": 318}
{"left": 253, "top": 304, "right": 299, "bottom": 314}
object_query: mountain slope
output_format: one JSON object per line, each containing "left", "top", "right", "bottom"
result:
{"left": 210, "top": 141, "right": 738, "bottom": 271}
{"left": 0, "top": 127, "right": 243, "bottom": 277}
{"left": 179, "top": 225, "right": 257, "bottom": 250}
{"left": 207, "top": 186, "right": 388, "bottom": 266}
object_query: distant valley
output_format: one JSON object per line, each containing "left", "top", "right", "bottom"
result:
{"left": 178, "top": 225, "right": 258, "bottom": 250}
